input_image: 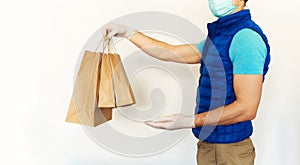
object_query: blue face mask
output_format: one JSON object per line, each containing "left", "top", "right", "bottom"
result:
{"left": 208, "top": 0, "right": 238, "bottom": 18}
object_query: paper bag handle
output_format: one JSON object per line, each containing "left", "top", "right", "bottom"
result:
{"left": 94, "top": 34, "right": 118, "bottom": 54}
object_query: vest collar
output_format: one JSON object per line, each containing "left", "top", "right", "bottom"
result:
{"left": 208, "top": 9, "right": 252, "bottom": 33}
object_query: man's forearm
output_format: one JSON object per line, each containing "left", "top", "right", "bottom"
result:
{"left": 129, "top": 32, "right": 175, "bottom": 61}
{"left": 194, "top": 101, "right": 256, "bottom": 127}
{"left": 129, "top": 32, "right": 201, "bottom": 64}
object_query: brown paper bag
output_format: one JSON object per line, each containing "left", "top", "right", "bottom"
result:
{"left": 98, "top": 39, "right": 136, "bottom": 108}
{"left": 65, "top": 36, "right": 135, "bottom": 127}
{"left": 98, "top": 53, "right": 116, "bottom": 107}
{"left": 110, "top": 53, "right": 136, "bottom": 107}
{"left": 65, "top": 50, "right": 112, "bottom": 127}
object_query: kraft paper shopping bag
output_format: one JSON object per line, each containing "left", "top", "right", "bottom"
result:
{"left": 65, "top": 51, "right": 112, "bottom": 127}
{"left": 98, "top": 53, "right": 116, "bottom": 108}
{"left": 110, "top": 53, "right": 136, "bottom": 107}
{"left": 98, "top": 38, "right": 135, "bottom": 108}
{"left": 66, "top": 36, "right": 135, "bottom": 127}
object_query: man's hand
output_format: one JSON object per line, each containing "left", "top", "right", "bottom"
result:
{"left": 102, "top": 23, "right": 137, "bottom": 39}
{"left": 145, "top": 113, "right": 195, "bottom": 130}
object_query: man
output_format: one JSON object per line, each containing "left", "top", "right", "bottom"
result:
{"left": 103, "top": 0, "right": 270, "bottom": 164}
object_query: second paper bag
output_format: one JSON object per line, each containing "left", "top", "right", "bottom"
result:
{"left": 98, "top": 51, "right": 136, "bottom": 108}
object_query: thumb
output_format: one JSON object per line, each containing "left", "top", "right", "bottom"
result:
{"left": 101, "top": 23, "right": 112, "bottom": 36}
{"left": 107, "top": 29, "right": 119, "bottom": 39}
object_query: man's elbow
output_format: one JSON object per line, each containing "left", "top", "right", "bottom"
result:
{"left": 243, "top": 107, "right": 258, "bottom": 121}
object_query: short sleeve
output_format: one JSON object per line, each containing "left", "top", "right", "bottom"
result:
{"left": 229, "top": 28, "right": 267, "bottom": 74}
{"left": 196, "top": 40, "right": 206, "bottom": 54}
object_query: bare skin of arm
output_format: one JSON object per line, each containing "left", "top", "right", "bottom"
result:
{"left": 194, "top": 74, "right": 263, "bottom": 126}
{"left": 129, "top": 32, "right": 201, "bottom": 64}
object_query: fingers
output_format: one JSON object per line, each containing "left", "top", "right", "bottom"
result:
{"left": 107, "top": 28, "right": 119, "bottom": 39}
{"left": 101, "top": 23, "right": 112, "bottom": 36}
{"left": 157, "top": 114, "right": 178, "bottom": 122}
{"left": 101, "top": 23, "right": 134, "bottom": 40}
{"left": 144, "top": 114, "right": 180, "bottom": 130}
{"left": 102, "top": 23, "right": 118, "bottom": 39}
{"left": 144, "top": 121, "right": 169, "bottom": 129}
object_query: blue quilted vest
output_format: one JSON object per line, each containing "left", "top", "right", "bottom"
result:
{"left": 192, "top": 9, "right": 271, "bottom": 143}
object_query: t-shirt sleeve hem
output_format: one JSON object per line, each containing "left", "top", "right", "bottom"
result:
{"left": 196, "top": 40, "right": 206, "bottom": 54}
{"left": 233, "top": 69, "right": 264, "bottom": 74}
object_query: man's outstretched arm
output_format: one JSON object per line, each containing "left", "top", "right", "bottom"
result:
{"left": 130, "top": 32, "right": 201, "bottom": 64}
{"left": 145, "top": 74, "right": 263, "bottom": 130}
{"left": 103, "top": 23, "right": 201, "bottom": 64}
{"left": 194, "top": 74, "right": 263, "bottom": 127}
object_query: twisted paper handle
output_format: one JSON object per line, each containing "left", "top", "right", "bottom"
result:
{"left": 95, "top": 34, "right": 118, "bottom": 54}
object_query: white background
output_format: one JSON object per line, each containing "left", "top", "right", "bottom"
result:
{"left": 0, "top": 0, "right": 299, "bottom": 164}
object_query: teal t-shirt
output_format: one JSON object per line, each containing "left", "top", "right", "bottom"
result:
{"left": 196, "top": 28, "right": 267, "bottom": 74}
